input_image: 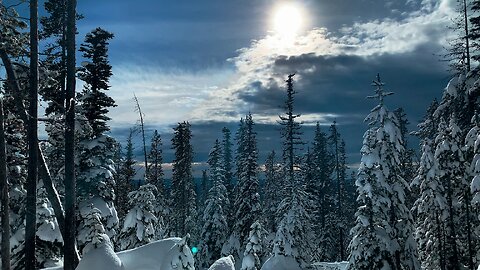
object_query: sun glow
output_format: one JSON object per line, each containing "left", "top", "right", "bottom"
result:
{"left": 271, "top": 2, "right": 305, "bottom": 43}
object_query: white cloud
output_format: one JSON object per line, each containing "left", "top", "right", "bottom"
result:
{"left": 108, "top": 0, "right": 456, "bottom": 129}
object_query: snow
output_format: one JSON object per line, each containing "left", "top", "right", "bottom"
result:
{"left": 76, "top": 240, "right": 124, "bottom": 270}
{"left": 260, "top": 255, "right": 301, "bottom": 270}
{"left": 208, "top": 255, "right": 235, "bottom": 270}
{"left": 117, "top": 237, "right": 193, "bottom": 270}
{"left": 41, "top": 238, "right": 194, "bottom": 270}
{"left": 311, "top": 262, "right": 348, "bottom": 270}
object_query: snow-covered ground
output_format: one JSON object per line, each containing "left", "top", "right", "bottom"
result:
{"left": 310, "top": 261, "right": 348, "bottom": 270}
{"left": 42, "top": 237, "right": 194, "bottom": 270}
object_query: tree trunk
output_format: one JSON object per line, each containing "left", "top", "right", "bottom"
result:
{"left": 0, "top": 98, "right": 10, "bottom": 270}
{"left": 0, "top": 49, "right": 71, "bottom": 256}
{"left": 64, "top": 0, "right": 78, "bottom": 268}
{"left": 25, "top": 0, "right": 39, "bottom": 267}
{"left": 134, "top": 94, "right": 148, "bottom": 174}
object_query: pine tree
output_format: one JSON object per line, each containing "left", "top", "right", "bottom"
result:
{"left": 412, "top": 102, "right": 446, "bottom": 270}
{"left": 467, "top": 113, "right": 480, "bottom": 266}
{"left": 116, "top": 129, "right": 135, "bottom": 221}
{"left": 75, "top": 29, "right": 119, "bottom": 247}
{"left": 222, "top": 127, "right": 234, "bottom": 191}
{"left": 78, "top": 27, "right": 116, "bottom": 138}
{"left": 146, "top": 129, "right": 167, "bottom": 230}
{"left": 199, "top": 140, "right": 229, "bottom": 268}
{"left": 170, "top": 122, "right": 197, "bottom": 239}
{"left": 146, "top": 130, "right": 164, "bottom": 195}
{"left": 278, "top": 74, "right": 303, "bottom": 192}
{"left": 434, "top": 118, "right": 464, "bottom": 270}
{"left": 470, "top": 0, "right": 480, "bottom": 62}
{"left": 118, "top": 184, "right": 158, "bottom": 250}
{"left": 262, "top": 150, "right": 280, "bottom": 235}
{"left": 273, "top": 189, "right": 311, "bottom": 268}
{"left": 77, "top": 206, "right": 111, "bottom": 255}
{"left": 227, "top": 114, "right": 261, "bottom": 261}
{"left": 348, "top": 74, "right": 418, "bottom": 270}
{"left": 241, "top": 221, "right": 266, "bottom": 270}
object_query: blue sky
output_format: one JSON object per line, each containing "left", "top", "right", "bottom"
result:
{"left": 35, "top": 0, "right": 458, "bottom": 172}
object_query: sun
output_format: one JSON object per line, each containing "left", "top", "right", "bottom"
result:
{"left": 271, "top": 2, "right": 304, "bottom": 42}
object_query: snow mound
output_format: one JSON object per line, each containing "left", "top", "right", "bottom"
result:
{"left": 117, "top": 237, "right": 193, "bottom": 270}
{"left": 311, "top": 261, "right": 348, "bottom": 270}
{"left": 260, "top": 255, "right": 301, "bottom": 270}
{"left": 208, "top": 255, "right": 235, "bottom": 270}
{"left": 76, "top": 241, "right": 124, "bottom": 270}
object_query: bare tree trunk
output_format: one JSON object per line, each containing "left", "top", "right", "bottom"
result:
{"left": 64, "top": 0, "right": 78, "bottom": 268}
{"left": 134, "top": 93, "right": 148, "bottom": 173}
{"left": 25, "top": 0, "right": 39, "bottom": 267}
{"left": 0, "top": 98, "right": 10, "bottom": 270}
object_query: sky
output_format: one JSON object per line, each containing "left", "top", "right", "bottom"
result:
{"left": 34, "top": 0, "right": 460, "bottom": 175}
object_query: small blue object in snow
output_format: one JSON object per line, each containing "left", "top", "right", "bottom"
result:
{"left": 191, "top": 246, "right": 199, "bottom": 254}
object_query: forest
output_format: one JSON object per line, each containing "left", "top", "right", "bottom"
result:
{"left": 1, "top": 0, "right": 480, "bottom": 270}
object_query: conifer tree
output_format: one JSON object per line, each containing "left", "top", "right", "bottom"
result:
{"left": 170, "top": 122, "right": 197, "bottom": 239}
{"left": 278, "top": 74, "right": 303, "bottom": 191}
{"left": 78, "top": 27, "right": 116, "bottom": 137}
{"left": 226, "top": 114, "right": 260, "bottom": 261}
{"left": 434, "top": 118, "right": 464, "bottom": 270}
{"left": 470, "top": 0, "right": 480, "bottom": 62}
{"left": 262, "top": 150, "right": 280, "bottom": 235}
{"left": 116, "top": 129, "right": 135, "bottom": 222}
{"left": 241, "top": 221, "right": 266, "bottom": 270}
{"left": 199, "top": 140, "right": 229, "bottom": 268}
{"left": 146, "top": 129, "right": 167, "bottom": 225}
{"left": 348, "top": 75, "right": 418, "bottom": 270}
{"left": 118, "top": 184, "right": 158, "bottom": 250}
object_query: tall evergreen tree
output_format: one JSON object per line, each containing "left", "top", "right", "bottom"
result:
{"left": 470, "top": 0, "right": 480, "bottom": 62}
{"left": 116, "top": 130, "right": 135, "bottom": 222}
{"left": 278, "top": 74, "right": 303, "bottom": 190}
{"left": 170, "top": 122, "right": 197, "bottom": 239}
{"left": 78, "top": 27, "right": 116, "bottom": 138}
{"left": 348, "top": 75, "right": 418, "bottom": 270}
{"left": 306, "top": 123, "right": 334, "bottom": 261}
{"left": 226, "top": 114, "right": 260, "bottom": 261}
{"left": 262, "top": 150, "right": 280, "bottom": 235}
{"left": 199, "top": 140, "right": 229, "bottom": 268}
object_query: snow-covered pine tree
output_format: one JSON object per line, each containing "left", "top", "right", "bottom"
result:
{"left": 434, "top": 117, "right": 465, "bottom": 270}
{"left": 410, "top": 99, "right": 447, "bottom": 270}
{"left": 76, "top": 27, "right": 119, "bottom": 250}
{"left": 273, "top": 189, "right": 311, "bottom": 268}
{"left": 394, "top": 108, "right": 418, "bottom": 210}
{"left": 328, "top": 122, "right": 351, "bottom": 261}
{"left": 261, "top": 150, "right": 280, "bottom": 241}
{"left": 118, "top": 184, "right": 158, "bottom": 250}
{"left": 348, "top": 74, "right": 418, "bottom": 270}
{"left": 241, "top": 221, "right": 266, "bottom": 270}
{"left": 468, "top": 113, "right": 480, "bottom": 266}
{"left": 116, "top": 129, "right": 135, "bottom": 221}
{"left": 146, "top": 129, "right": 167, "bottom": 238}
{"left": 170, "top": 122, "right": 197, "bottom": 239}
{"left": 226, "top": 114, "right": 260, "bottom": 261}
{"left": 272, "top": 74, "right": 312, "bottom": 266}
{"left": 199, "top": 140, "right": 229, "bottom": 268}
{"left": 77, "top": 205, "right": 113, "bottom": 255}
